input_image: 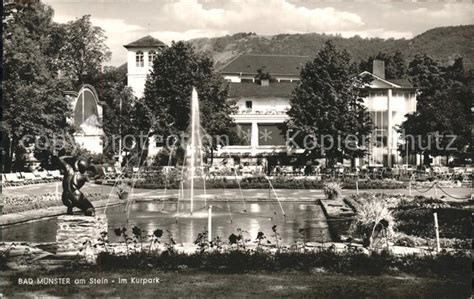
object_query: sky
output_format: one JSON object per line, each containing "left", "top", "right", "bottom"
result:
{"left": 44, "top": 0, "right": 474, "bottom": 66}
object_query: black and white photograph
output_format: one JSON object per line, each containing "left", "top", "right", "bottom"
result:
{"left": 1, "top": 0, "right": 473, "bottom": 297}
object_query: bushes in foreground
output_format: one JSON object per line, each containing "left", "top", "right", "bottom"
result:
{"left": 343, "top": 194, "right": 471, "bottom": 249}
{"left": 393, "top": 197, "right": 470, "bottom": 239}
{"left": 95, "top": 247, "right": 469, "bottom": 277}
{"left": 130, "top": 176, "right": 408, "bottom": 190}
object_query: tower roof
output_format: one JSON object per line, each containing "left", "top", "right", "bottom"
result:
{"left": 124, "top": 35, "right": 166, "bottom": 49}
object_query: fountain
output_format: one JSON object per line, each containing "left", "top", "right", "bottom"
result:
{"left": 175, "top": 88, "right": 228, "bottom": 219}
{"left": 188, "top": 87, "right": 204, "bottom": 215}
{"left": 175, "top": 87, "right": 286, "bottom": 220}
{"left": 1, "top": 88, "right": 332, "bottom": 249}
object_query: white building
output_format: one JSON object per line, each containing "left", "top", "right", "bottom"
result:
{"left": 217, "top": 55, "right": 417, "bottom": 167}
{"left": 123, "top": 36, "right": 417, "bottom": 167}
{"left": 124, "top": 35, "right": 167, "bottom": 98}
{"left": 360, "top": 60, "right": 417, "bottom": 166}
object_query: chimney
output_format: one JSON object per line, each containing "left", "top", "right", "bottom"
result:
{"left": 372, "top": 60, "right": 385, "bottom": 79}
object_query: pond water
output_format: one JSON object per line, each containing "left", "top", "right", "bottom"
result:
{"left": 1, "top": 201, "right": 331, "bottom": 245}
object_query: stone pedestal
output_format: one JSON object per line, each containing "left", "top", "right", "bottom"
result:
{"left": 56, "top": 215, "right": 108, "bottom": 254}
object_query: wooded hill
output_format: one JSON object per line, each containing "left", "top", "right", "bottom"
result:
{"left": 188, "top": 25, "right": 474, "bottom": 70}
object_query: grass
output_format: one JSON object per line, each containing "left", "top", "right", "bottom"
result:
{"left": 2, "top": 269, "right": 470, "bottom": 298}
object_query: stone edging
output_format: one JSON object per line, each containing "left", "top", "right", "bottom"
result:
{"left": 0, "top": 199, "right": 122, "bottom": 227}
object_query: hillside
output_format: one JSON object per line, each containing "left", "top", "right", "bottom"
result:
{"left": 188, "top": 25, "right": 474, "bottom": 70}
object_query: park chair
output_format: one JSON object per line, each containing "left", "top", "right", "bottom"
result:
{"left": 2, "top": 174, "right": 11, "bottom": 187}
{"left": 4, "top": 173, "right": 25, "bottom": 186}
{"left": 35, "top": 171, "right": 53, "bottom": 183}
{"left": 114, "top": 166, "right": 124, "bottom": 178}
{"left": 101, "top": 167, "right": 116, "bottom": 183}
{"left": 391, "top": 167, "right": 400, "bottom": 179}
{"left": 104, "top": 166, "right": 117, "bottom": 179}
{"left": 48, "top": 170, "right": 62, "bottom": 181}
{"left": 21, "top": 172, "right": 42, "bottom": 184}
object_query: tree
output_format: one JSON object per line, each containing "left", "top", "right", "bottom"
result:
{"left": 57, "top": 15, "right": 111, "bottom": 88}
{"left": 398, "top": 55, "right": 472, "bottom": 164}
{"left": 359, "top": 51, "right": 407, "bottom": 79}
{"left": 2, "top": 3, "right": 74, "bottom": 172}
{"left": 142, "top": 41, "right": 237, "bottom": 165}
{"left": 285, "top": 41, "right": 373, "bottom": 167}
{"left": 99, "top": 65, "right": 137, "bottom": 164}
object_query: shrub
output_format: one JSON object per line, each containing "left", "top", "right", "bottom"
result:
{"left": 126, "top": 171, "right": 409, "bottom": 190}
{"left": 348, "top": 179, "right": 406, "bottom": 189}
{"left": 394, "top": 233, "right": 470, "bottom": 250}
{"left": 3, "top": 193, "right": 107, "bottom": 214}
{"left": 94, "top": 246, "right": 470, "bottom": 277}
{"left": 349, "top": 196, "right": 396, "bottom": 249}
{"left": 394, "top": 206, "right": 470, "bottom": 239}
{"left": 323, "top": 182, "right": 342, "bottom": 200}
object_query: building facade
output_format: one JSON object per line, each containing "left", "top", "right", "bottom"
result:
{"left": 360, "top": 61, "right": 417, "bottom": 166}
{"left": 124, "top": 35, "right": 167, "bottom": 98}
{"left": 217, "top": 55, "right": 417, "bottom": 167}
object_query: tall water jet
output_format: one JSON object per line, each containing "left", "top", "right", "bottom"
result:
{"left": 187, "top": 87, "right": 206, "bottom": 215}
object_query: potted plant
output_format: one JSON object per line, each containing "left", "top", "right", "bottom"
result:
{"left": 322, "top": 182, "right": 342, "bottom": 200}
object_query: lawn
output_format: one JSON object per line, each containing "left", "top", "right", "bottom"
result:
{"left": 2, "top": 269, "right": 470, "bottom": 298}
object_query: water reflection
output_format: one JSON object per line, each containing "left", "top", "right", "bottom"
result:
{"left": 1, "top": 202, "right": 331, "bottom": 245}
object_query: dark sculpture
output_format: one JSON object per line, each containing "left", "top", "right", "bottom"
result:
{"left": 59, "top": 155, "right": 95, "bottom": 216}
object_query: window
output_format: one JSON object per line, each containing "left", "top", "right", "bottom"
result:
{"left": 245, "top": 101, "right": 252, "bottom": 109}
{"left": 148, "top": 50, "right": 157, "bottom": 65}
{"left": 74, "top": 89, "right": 99, "bottom": 126}
{"left": 370, "top": 111, "right": 388, "bottom": 147}
{"left": 136, "top": 51, "right": 144, "bottom": 67}
{"left": 230, "top": 123, "right": 252, "bottom": 146}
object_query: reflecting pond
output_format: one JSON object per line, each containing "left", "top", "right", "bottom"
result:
{"left": 1, "top": 201, "right": 331, "bottom": 245}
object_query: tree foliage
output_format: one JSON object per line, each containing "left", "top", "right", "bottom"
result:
{"left": 2, "top": 3, "right": 112, "bottom": 171}
{"left": 57, "top": 15, "right": 111, "bottom": 88}
{"left": 98, "top": 65, "right": 137, "bottom": 163}
{"left": 398, "top": 55, "right": 472, "bottom": 164}
{"left": 285, "top": 41, "right": 373, "bottom": 166}
{"left": 190, "top": 26, "right": 474, "bottom": 71}
{"left": 2, "top": 3, "right": 73, "bottom": 172}
{"left": 359, "top": 51, "right": 407, "bottom": 79}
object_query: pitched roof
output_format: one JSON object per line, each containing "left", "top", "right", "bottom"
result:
{"left": 124, "top": 35, "right": 166, "bottom": 48}
{"left": 360, "top": 71, "right": 415, "bottom": 89}
{"left": 220, "top": 54, "right": 310, "bottom": 76}
{"left": 389, "top": 79, "right": 413, "bottom": 88}
{"left": 228, "top": 82, "right": 297, "bottom": 98}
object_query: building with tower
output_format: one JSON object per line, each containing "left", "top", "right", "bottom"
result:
{"left": 124, "top": 35, "right": 418, "bottom": 167}
{"left": 124, "top": 35, "right": 167, "bottom": 98}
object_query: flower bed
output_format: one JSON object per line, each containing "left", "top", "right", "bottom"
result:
{"left": 126, "top": 175, "right": 408, "bottom": 190}
{"left": 74, "top": 224, "right": 468, "bottom": 278}
{"left": 2, "top": 193, "right": 108, "bottom": 214}
{"left": 345, "top": 194, "right": 471, "bottom": 249}
{"left": 393, "top": 197, "right": 470, "bottom": 240}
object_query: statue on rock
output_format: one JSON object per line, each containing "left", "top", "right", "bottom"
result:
{"left": 59, "top": 155, "right": 96, "bottom": 216}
